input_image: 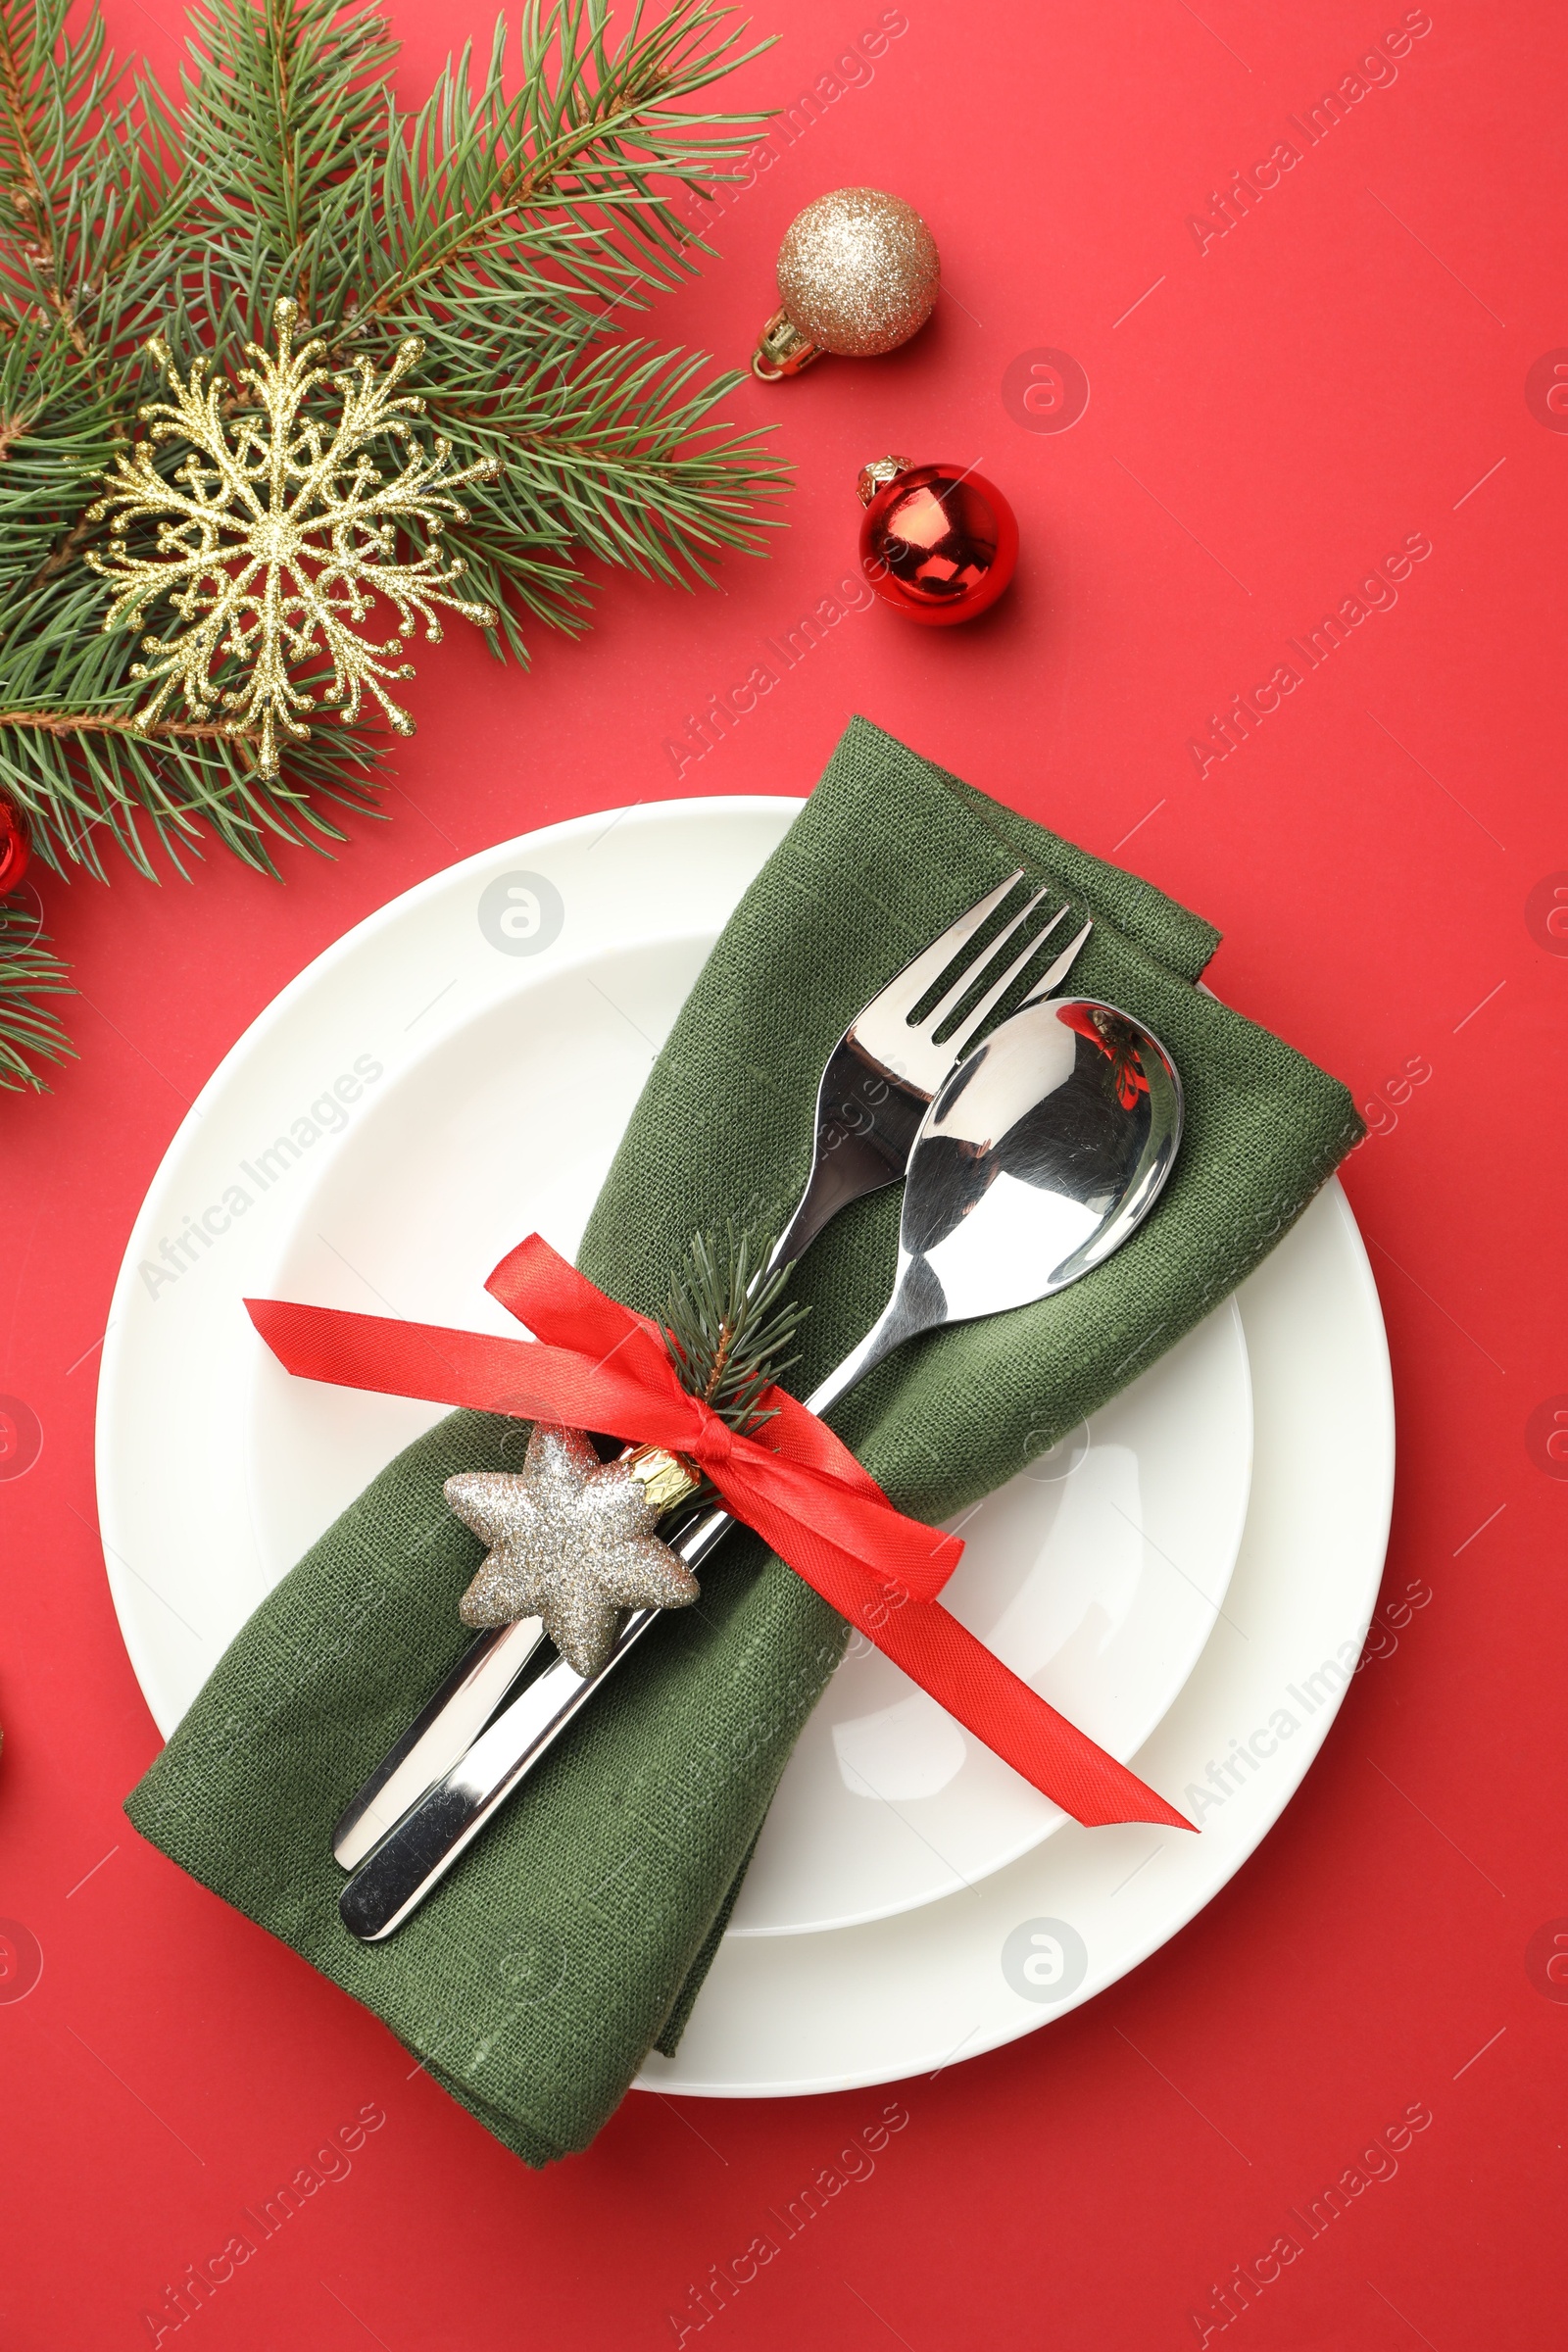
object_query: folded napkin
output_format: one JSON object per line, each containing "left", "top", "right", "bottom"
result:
{"left": 126, "top": 717, "right": 1360, "bottom": 2164}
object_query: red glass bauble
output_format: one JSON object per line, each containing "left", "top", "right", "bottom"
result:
{"left": 857, "top": 456, "right": 1018, "bottom": 626}
{"left": 0, "top": 788, "right": 29, "bottom": 893}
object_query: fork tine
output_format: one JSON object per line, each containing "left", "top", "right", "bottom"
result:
{"left": 867, "top": 869, "right": 1027, "bottom": 1027}
{"left": 1015, "top": 913, "right": 1094, "bottom": 1010}
{"left": 923, "top": 891, "right": 1065, "bottom": 1035}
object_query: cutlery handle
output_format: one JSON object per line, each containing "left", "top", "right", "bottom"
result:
{"left": 338, "top": 1507, "right": 733, "bottom": 1940}
{"left": 331, "top": 1616, "right": 545, "bottom": 1871}
{"left": 331, "top": 1493, "right": 723, "bottom": 1870}
{"left": 338, "top": 1608, "right": 662, "bottom": 1939}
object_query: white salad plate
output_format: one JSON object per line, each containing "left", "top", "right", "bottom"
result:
{"left": 95, "top": 800, "right": 1389, "bottom": 2075}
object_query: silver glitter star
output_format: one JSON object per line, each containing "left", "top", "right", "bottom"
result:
{"left": 445, "top": 1424, "right": 700, "bottom": 1677}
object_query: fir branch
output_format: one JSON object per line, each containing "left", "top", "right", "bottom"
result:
{"left": 0, "top": 0, "right": 188, "bottom": 396}
{"left": 0, "top": 886, "right": 72, "bottom": 1088}
{"left": 0, "top": 709, "right": 259, "bottom": 737}
{"left": 663, "top": 1222, "right": 807, "bottom": 1436}
{"left": 344, "top": 2, "right": 771, "bottom": 341}
{"left": 0, "top": 583, "right": 384, "bottom": 881}
{"left": 179, "top": 0, "right": 398, "bottom": 322}
{"left": 0, "top": 0, "right": 785, "bottom": 1083}
{"left": 420, "top": 341, "right": 782, "bottom": 593}
{"left": 0, "top": 0, "right": 100, "bottom": 363}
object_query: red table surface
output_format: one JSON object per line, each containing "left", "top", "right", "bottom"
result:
{"left": 3, "top": 1, "right": 1564, "bottom": 2345}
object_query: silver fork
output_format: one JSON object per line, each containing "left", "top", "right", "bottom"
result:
{"left": 763, "top": 869, "right": 1078, "bottom": 1271}
{"left": 330, "top": 872, "right": 1093, "bottom": 1872}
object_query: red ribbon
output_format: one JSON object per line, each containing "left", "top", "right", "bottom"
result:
{"left": 246, "top": 1236, "right": 1190, "bottom": 1833}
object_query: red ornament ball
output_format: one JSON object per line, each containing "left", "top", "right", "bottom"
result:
{"left": 857, "top": 456, "right": 1018, "bottom": 625}
{"left": 0, "top": 788, "right": 29, "bottom": 894}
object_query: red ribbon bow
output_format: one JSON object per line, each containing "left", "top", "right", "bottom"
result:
{"left": 246, "top": 1237, "right": 1190, "bottom": 1833}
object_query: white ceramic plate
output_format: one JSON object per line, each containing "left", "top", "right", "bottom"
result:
{"left": 640, "top": 1179, "right": 1392, "bottom": 2096}
{"left": 96, "top": 799, "right": 1250, "bottom": 1939}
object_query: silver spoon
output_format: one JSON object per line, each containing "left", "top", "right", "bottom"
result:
{"left": 339, "top": 995, "right": 1183, "bottom": 1939}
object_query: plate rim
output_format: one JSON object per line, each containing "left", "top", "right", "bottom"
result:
{"left": 728, "top": 1293, "right": 1252, "bottom": 1936}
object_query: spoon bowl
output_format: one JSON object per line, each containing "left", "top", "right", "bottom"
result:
{"left": 809, "top": 996, "right": 1183, "bottom": 1414}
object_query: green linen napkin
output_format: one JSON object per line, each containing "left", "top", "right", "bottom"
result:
{"left": 126, "top": 717, "right": 1360, "bottom": 2165}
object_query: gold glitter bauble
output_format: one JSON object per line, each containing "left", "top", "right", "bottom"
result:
{"left": 446, "top": 1424, "right": 699, "bottom": 1678}
{"left": 754, "top": 188, "right": 939, "bottom": 380}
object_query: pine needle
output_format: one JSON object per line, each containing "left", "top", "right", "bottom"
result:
{"left": 662, "top": 1221, "right": 807, "bottom": 1436}
{"left": 0, "top": 889, "right": 72, "bottom": 1088}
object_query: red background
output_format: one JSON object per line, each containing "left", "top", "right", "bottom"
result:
{"left": 3, "top": 1, "right": 1565, "bottom": 2344}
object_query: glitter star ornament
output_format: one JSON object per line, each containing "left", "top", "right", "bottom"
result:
{"left": 86, "top": 298, "right": 501, "bottom": 776}
{"left": 446, "top": 1425, "right": 701, "bottom": 1678}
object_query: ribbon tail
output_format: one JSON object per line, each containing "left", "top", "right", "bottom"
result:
{"left": 870, "top": 1598, "right": 1193, "bottom": 1832}
{"left": 709, "top": 1470, "right": 1190, "bottom": 1832}
{"left": 243, "top": 1298, "right": 697, "bottom": 1443}
{"left": 712, "top": 1439, "right": 963, "bottom": 1604}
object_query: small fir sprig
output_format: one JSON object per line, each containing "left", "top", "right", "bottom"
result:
{"left": 662, "top": 1221, "right": 807, "bottom": 1436}
{"left": 451, "top": 1228, "right": 807, "bottom": 1668}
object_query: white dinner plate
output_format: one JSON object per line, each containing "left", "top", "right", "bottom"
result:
{"left": 97, "top": 799, "right": 1250, "bottom": 1939}
{"left": 641, "top": 1179, "right": 1392, "bottom": 2095}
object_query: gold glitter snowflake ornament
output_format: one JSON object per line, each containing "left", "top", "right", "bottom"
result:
{"left": 86, "top": 297, "right": 501, "bottom": 774}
